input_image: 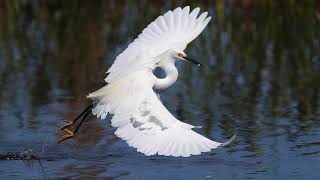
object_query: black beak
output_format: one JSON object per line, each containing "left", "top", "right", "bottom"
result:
{"left": 184, "top": 57, "right": 202, "bottom": 67}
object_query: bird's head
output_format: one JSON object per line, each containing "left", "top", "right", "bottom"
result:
{"left": 158, "top": 49, "right": 202, "bottom": 67}
{"left": 174, "top": 50, "right": 202, "bottom": 67}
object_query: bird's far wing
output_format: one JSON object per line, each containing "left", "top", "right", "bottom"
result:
{"left": 105, "top": 6, "right": 211, "bottom": 83}
{"left": 88, "top": 71, "right": 230, "bottom": 157}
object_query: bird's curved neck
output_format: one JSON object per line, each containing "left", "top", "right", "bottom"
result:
{"left": 154, "top": 62, "right": 178, "bottom": 91}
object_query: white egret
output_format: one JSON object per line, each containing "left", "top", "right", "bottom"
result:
{"left": 58, "top": 6, "right": 235, "bottom": 157}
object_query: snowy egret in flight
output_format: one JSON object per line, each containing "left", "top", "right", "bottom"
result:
{"left": 58, "top": 6, "right": 235, "bottom": 157}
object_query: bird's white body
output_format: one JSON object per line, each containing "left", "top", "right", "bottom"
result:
{"left": 87, "top": 7, "right": 234, "bottom": 157}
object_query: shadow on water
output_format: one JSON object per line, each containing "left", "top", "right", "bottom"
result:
{"left": 0, "top": 0, "right": 319, "bottom": 179}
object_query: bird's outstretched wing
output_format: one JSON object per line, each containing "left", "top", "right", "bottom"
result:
{"left": 88, "top": 71, "right": 234, "bottom": 157}
{"left": 105, "top": 6, "right": 211, "bottom": 83}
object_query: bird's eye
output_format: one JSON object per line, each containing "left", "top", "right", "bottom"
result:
{"left": 178, "top": 53, "right": 184, "bottom": 58}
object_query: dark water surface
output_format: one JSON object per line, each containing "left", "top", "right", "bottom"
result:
{"left": 0, "top": 1, "right": 320, "bottom": 179}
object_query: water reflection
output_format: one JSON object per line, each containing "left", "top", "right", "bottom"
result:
{"left": 0, "top": 0, "right": 319, "bottom": 179}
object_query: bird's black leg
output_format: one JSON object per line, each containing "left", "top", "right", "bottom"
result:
{"left": 73, "top": 110, "right": 91, "bottom": 134}
{"left": 58, "top": 104, "right": 93, "bottom": 130}
{"left": 58, "top": 104, "right": 93, "bottom": 143}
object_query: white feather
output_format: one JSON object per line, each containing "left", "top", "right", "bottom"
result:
{"left": 181, "top": 6, "right": 190, "bottom": 30}
{"left": 87, "top": 7, "right": 235, "bottom": 157}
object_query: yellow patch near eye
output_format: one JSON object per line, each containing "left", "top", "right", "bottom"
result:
{"left": 178, "top": 53, "right": 184, "bottom": 58}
